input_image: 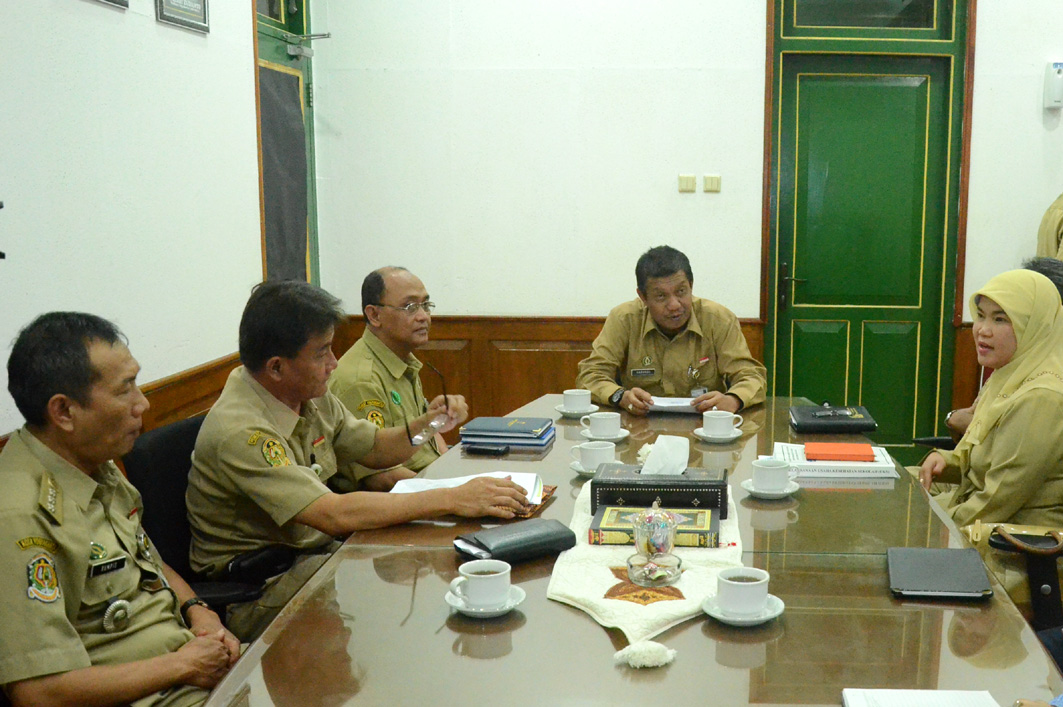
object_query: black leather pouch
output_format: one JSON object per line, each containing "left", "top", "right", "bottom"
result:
{"left": 454, "top": 518, "right": 575, "bottom": 563}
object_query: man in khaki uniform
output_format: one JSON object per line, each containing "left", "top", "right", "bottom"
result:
{"left": 577, "top": 245, "right": 766, "bottom": 416}
{"left": 328, "top": 267, "right": 456, "bottom": 492}
{"left": 187, "top": 281, "right": 529, "bottom": 641}
{"left": 0, "top": 313, "right": 238, "bottom": 707}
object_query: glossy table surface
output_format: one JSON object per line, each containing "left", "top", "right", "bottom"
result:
{"left": 206, "top": 396, "right": 1063, "bottom": 706}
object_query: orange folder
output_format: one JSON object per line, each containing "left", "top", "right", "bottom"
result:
{"left": 803, "top": 442, "right": 875, "bottom": 462}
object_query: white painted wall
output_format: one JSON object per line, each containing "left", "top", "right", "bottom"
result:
{"left": 965, "top": 0, "right": 1063, "bottom": 314}
{"left": 0, "top": 0, "right": 263, "bottom": 433}
{"left": 313, "top": 1, "right": 1063, "bottom": 324}
{"left": 312, "top": 1, "right": 768, "bottom": 318}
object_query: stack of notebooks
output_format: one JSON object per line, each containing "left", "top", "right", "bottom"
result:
{"left": 459, "top": 416, "right": 556, "bottom": 449}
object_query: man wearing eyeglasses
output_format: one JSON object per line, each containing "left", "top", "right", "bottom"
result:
{"left": 328, "top": 267, "right": 452, "bottom": 492}
{"left": 187, "top": 280, "right": 528, "bottom": 641}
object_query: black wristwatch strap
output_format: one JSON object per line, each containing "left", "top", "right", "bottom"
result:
{"left": 180, "top": 596, "right": 211, "bottom": 625}
{"left": 610, "top": 388, "right": 626, "bottom": 406}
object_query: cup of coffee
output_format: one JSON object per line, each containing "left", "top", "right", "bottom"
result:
{"left": 449, "top": 559, "right": 511, "bottom": 609}
{"left": 702, "top": 410, "right": 743, "bottom": 436}
{"left": 580, "top": 411, "right": 622, "bottom": 438}
{"left": 570, "top": 440, "right": 615, "bottom": 472}
{"left": 749, "top": 506, "right": 800, "bottom": 532}
{"left": 563, "top": 388, "right": 592, "bottom": 412}
{"left": 751, "top": 458, "right": 791, "bottom": 492}
{"left": 716, "top": 567, "right": 769, "bottom": 616}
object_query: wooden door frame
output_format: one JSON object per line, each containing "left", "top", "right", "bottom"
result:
{"left": 759, "top": 0, "right": 978, "bottom": 396}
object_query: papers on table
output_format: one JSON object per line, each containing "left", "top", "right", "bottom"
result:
{"left": 647, "top": 397, "right": 700, "bottom": 413}
{"left": 841, "top": 689, "right": 998, "bottom": 707}
{"left": 390, "top": 471, "right": 544, "bottom": 504}
{"left": 772, "top": 442, "right": 899, "bottom": 478}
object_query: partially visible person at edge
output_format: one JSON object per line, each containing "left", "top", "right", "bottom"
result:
{"left": 1036, "top": 190, "right": 1063, "bottom": 260}
{"left": 919, "top": 269, "right": 1063, "bottom": 526}
{"left": 0, "top": 312, "right": 238, "bottom": 707}
{"left": 327, "top": 267, "right": 453, "bottom": 493}
{"left": 186, "top": 280, "right": 528, "bottom": 642}
{"left": 944, "top": 256, "right": 1063, "bottom": 441}
{"left": 576, "top": 245, "right": 766, "bottom": 416}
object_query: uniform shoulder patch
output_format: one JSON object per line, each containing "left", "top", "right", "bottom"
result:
{"left": 366, "top": 410, "right": 385, "bottom": 428}
{"left": 16, "top": 536, "right": 58, "bottom": 553}
{"left": 261, "top": 438, "right": 292, "bottom": 467}
{"left": 248, "top": 431, "right": 263, "bottom": 445}
{"left": 357, "top": 399, "right": 386, "bottom": 411}
{"left": 27, "top": 552, "right": 60, "bottom": 603}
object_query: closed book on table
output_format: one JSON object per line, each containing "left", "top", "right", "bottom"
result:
{"left": 886, "top": 547, "right": 993, "bottom": 599}
{"left": 788, "top": 405, "right": 877, "bottom": 433}
{"left": 459, "top": 417, "right": 554, "bottom": 439}
{"left": 461, "top": 427, "right": 557, "bottom": 448}
{"left": 590, "top": 463, "right": 728, "bottom": 518}
{"left": 803, "top": 442, "right": 875, "bottom": 462}
{"left": 588, "top": 506, "right": 720, "bottom": 548}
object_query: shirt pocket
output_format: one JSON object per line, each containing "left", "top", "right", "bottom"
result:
{"left": 80, "top": 554, "right": 139, "bottom": 614}
{"left": 694, "top": 354, "right": 720, "bottom": 389}
{"left": 311, "top": 444, "right": 337, "bottom": 481}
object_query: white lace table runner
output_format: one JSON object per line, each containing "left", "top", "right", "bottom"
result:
{"left": 547, "top": 482, "right": 743, "bottom": 643}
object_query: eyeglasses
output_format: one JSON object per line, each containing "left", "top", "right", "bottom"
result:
{"left": 378, "top": 301, "right": 436, "bottom": 316}
{"left": 404, "top": 362, "right": 448, "bottom": 446}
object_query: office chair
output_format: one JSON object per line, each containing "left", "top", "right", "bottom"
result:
{"left": 988, "top": 527, "right": 1063, "bottom": 670}
{"left": 122, "top": 415, "right": 267, "bottom": 612}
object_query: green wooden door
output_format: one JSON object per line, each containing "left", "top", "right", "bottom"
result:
{"left": 256, "top": 0, "right": 320, "bottom": 284}
{"left": 767, "top": 1, "right": 966, "bottom": 464}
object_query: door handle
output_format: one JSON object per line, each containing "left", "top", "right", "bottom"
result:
{"left": 778, "top": 262, "right": 806, "bottom": 310}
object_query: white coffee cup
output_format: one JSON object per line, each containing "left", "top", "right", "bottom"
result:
{"left": 580, "top": 411, "right": 622, "bottom": 438}
{"left": 716, "top": 566, "right": 769, "bottom": 616}
{"left": 749, "top": 506, "right": 800, "bottom": 532}
{"left": 751, "top": 458, "right": 791, "bottom": 492}
{"left": 570, "top": 441, "right": 615, "bottom": 472}
{"left": 449, "top": 559, "right": 511, "bottom": 609}
{"left": 702, "top": 410, "right": 743, "bottom": 436}
{"left": 563, "top": 388, "right": 592, "bottom": 412}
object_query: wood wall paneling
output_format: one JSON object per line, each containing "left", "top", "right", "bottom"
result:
{"left": 0, "top": 317, "right": 978, "bottom": 452}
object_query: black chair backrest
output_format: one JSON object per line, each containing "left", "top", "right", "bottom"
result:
{"left": 122, "top": 415, "right": 205, "bottom": 580}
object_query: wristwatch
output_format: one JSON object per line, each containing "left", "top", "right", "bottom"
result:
{"left": 609, "top": 388, "right": 626, "bottom": 406}
{"left": 180, "top": 596, "right": 211, "bottom": 625}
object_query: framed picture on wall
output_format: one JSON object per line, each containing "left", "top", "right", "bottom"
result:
{"left": 156, "top": 0, "right": 209, "bottom": 34}
{"left": 95, "top": 0, "right": 129, "bottom": 7}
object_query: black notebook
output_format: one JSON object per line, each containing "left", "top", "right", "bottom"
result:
{"left": 789, "top": 404, "right": 878, "bottom": 433}
{"left": 887, "top": 547, "right": 993, "bottom": 599}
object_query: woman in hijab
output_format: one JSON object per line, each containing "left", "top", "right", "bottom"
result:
{"left": 920, "top": 269, "right": 1063, "bottom": 526}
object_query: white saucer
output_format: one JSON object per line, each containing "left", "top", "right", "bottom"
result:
{"left": 702, "top": 593, "right": 785, "bottom": 627}
{"left": 570, "top": 460, "right": 597, "bottom": 478}
{"left": 693, "top": 427, "right": 742, "bottom": 443}
{"left": 555, "top": 404, "right": 599, "bottom": 419}
{"left": 580, "top": 428, "right": 630, "bottom": 443}
{"left": 445, "top": 585, "right": 526, "bottom": 619}
{"left": 741, "top": 478, "right": 800, "bottom": 500}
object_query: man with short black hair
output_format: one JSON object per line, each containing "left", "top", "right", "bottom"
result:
{"left": 188, "top": 280, "right": 528, "bottom": 640}
{"left": 0, "top": 312, "right": 238, "bottom": 707}
{"left": 327, "top": 267, "right": 454, "bottom": 492}
{"left": 577, "top": 245, "right": 766, "bottom": 416}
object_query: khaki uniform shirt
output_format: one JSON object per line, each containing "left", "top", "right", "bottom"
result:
{"left": 1036, "top": 191, "right": 1063, "bottom": 260}
{"left": 187, "top": 367, "right": 376, "bottom": 576}
{"left": 327, "top": 329, "right": 441, "bottom": 492}
{"left": 935, "top": 387, "right": 1063, "bottom": 526}
{"left": 576, "top": 297, "right": 767, "bottom": 408}
{"left": 0, "top": 429, "right": 205, "bottom": 707}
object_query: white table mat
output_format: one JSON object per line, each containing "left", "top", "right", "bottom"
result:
{"left": 547, "top": 482, "right": 743, "bottom": 643}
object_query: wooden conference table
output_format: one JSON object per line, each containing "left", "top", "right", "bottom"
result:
{"left": 206, "top": 396, "right": 1063, "bottom": 706}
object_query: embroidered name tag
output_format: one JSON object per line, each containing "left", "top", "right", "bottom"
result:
{"left": 89, "top": 556, "right": 128, "bottom": 578}
{"left": 630, "top": 368, "right": 656, "bottom": 378}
